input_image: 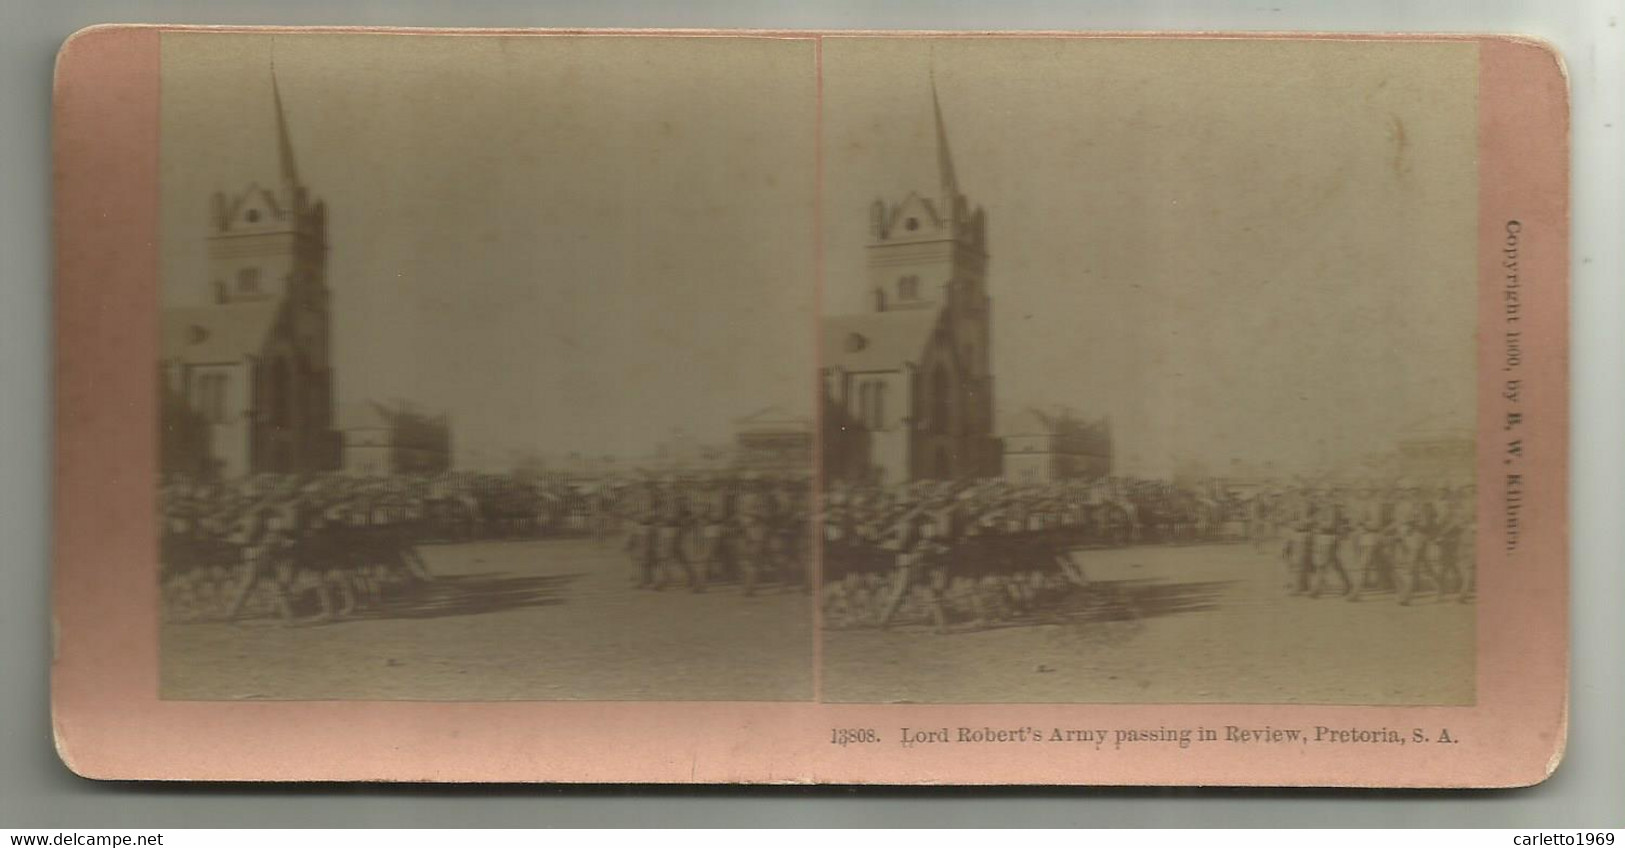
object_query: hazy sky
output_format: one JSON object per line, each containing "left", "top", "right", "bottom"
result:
{"left": 821, "top": 37, "right": 1478, "bottom": 474}
{"left": 161, "top": 33, "right": 817, "bottom": 462}
{"left": 162, "top": 33, "right": 1477, "bottom": 473}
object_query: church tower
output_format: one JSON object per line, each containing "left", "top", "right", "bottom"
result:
{"left": 205, "top": 72, "right": 328, "bottom": 313}
{"left": 822, "top": 79, "right": 999, "bottom": 482}
{"left": 867, "top": 82, "right": 996, "bottom": 478}
{"left": 162, "top": 67, "right": 338, "bottom": 478}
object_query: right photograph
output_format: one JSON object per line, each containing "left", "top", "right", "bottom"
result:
{"left": 816, "top": 37, "right": 1480, "bottom": 705}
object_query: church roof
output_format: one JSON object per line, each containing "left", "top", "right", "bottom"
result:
{"left": 734, "top": 405, "right": 811, "bottom": 433}
{"left": 335, "top": 401, "right": 394, "bottom": 432}
{"left": 821, "top": 309, "right": 940, "bottom": 373}
{"left": 161, "top": 302, "right": 283, "bottom": 365}
{"left": 1003, "top": 408, "right": 1064, "bottom": 437}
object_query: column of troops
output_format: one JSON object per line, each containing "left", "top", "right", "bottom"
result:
{"left": 159, "top": 474, "right": 440, "bottom": 624}
{"left": 819, "top": 477, "right": 1477, "bottom": 633}
{"left": 158, "top": 470, "right": 1476, "bottom": 629}
{"left": 1265, "top": 481, "right": 1477, "bottom": 605}
{"left": 616, "top": 472, "right": 813, "bottom": 595}
{"left": 158, "top": 470, "right": 815, "bottom": 623}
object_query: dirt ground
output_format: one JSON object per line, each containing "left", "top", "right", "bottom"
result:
{"left": 820, "top": 542, "right": 1475, "bottom": 705}
{"left": 163, "top": 538, "right": 1471, "bottom": 705}
{"left": 161, "top": 537, "right": 815, "bottom": 701}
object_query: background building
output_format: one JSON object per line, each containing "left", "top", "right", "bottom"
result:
{"left": 732, "top": 406, "right": 812, "bottom": 474}
{"left": 820, "top": 85, "right": 1001, "bottom": 485}
{"left": 1000, "top": 407, "right": 1112, "bottom": 484}
{"left": 159, "top": 75, "right": 338, "bottom": 479}
{"left": 338, "top": 400, "right": 452, "bottom": 476}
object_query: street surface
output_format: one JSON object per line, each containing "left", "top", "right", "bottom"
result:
{"left": 822, "top": 542, "right": 1475, "bottom": 705}
{"left": 161, "top": 537, "right": 815, "bottom": 701}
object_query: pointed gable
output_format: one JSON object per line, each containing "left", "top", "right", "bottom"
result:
{"left": 161, "top": 301, "right": 284, "bottom": 365}
{"left": 822, "top": 309, "right": 942, "bottom": 373}
{"left": 879, "top": 192, "right": 951, "bottom": 242}
{"left": 734, "top": 405, "right": 811, "bottom": 434}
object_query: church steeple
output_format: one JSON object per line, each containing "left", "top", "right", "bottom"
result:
{"left": 271, "top": 60, "right": 302, "bottom": 210}
{"left": 931, "top": 74, "right": 959, "bottom": 217}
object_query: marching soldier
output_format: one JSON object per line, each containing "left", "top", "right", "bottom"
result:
{"left": 774, "top": 477, "right": 810, "bottom": 593}
{"left": 876, "top": 498, "right": 951, "bottom": 633}
{"left": 1395, "top": 486, "right": 1439, "bottom": 605}
{"left": 1284, "top": 491, "right": 1317, "bottom": 595}
{"left": 735, "top": 473, "right": 773, "bottom": 597}
{"left": 693, "top": 475, "right": 734, "bottom": 586}
{"left": 651, "top": 476, "right": 695, "bottom": 591}
{"left": 1431, "top": 485, "right": 1466, "bottom": 601}
{"left": 1308, "top": 489, "right": 1351, "bottom": 599}
{"left": 624, "top": 479, "right": 660, "bottom": 589}
{"left": 222, "top": 492, "right": 298, "bottom": 623}
{"left": 1347, "top": 485, "right": 1392, "bottom": 601}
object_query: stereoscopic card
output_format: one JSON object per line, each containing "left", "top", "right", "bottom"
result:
{"left": 52, "top": 26, "right": 1568, "bottom": 786}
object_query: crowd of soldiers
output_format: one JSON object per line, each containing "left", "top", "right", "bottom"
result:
{"left": 159, "top": 473, "right": 438, "bottom": 624}
{"left": 158, "top": 469, "right": 815, "bottom": 623}
{"left": 1259, "top": 481, "right": 1477, "bottom": 606}
{"left": 160, "top": 466, "right": 1475, "bottom": 630}
{"left": 617, "top": 472, "right": 813, "bottom": 595}
{"left": 818, "top": 476, "right": 1477, "bottom": 633}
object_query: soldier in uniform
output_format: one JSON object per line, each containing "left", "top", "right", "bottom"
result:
{"left": 223, "top": 491, "right": 299, "bottom": 623}
{"left": 1284, "top": 490, "right": 1317, "bottom": 595}
{"left": 773, "top": 477, "right": 810, "bottom": 593}
{"left": 1347, "top": 485, "right": 1391, "bottom": 601}
{"left": 734, "top": 473, "right": 774, "bottom": 597}
{"left": 876, "top": 498, "right": 951, "bottom": 633}
{"left": 651, "top": 476, "right": 695, "bottom": 591}
{"left": 1395, "top": 486, "right": 1439, "bottom": 605}
{"left": 1308, "top": 488, "right": 1352, "bottom": 598}
{"left": 291, "top": 480, "right": 353, "bottom": 620}
{"left": 624, "top": 479, "right": 660, "bottom": 589}
{"left": 1430, "top": 485, "right": 1466, "bottom": 600}
{"left": 692, "top": 474, "right": 734, "bottom": 586}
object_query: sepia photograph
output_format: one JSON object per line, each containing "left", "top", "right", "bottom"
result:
{"left": 51, "top": 25, "right": 1570, "bottom": 785}
{"left": 155, "top": 32, "right": 818, "bottom": 701}
{"left": 155, "top": 33, "right": 1481, "bottom": 706}
{"left": 815, "top": 37, "right": 1480, "bottom": 705}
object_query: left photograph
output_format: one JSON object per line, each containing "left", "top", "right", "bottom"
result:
{"left": 156, "top": 32, "right": 818, "bottom": 701}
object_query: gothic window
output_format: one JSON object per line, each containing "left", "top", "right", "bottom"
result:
{"left": 269, "top": 358, "right": 291, "bottom": 428}
{"left": 870, "top": 382, "right": 886, "bottom": 430}
{"left": 899, "top": 275, "right": 919, "bottom": 300}
{"left": 237, "top": 266, "right": 261, "bottom": 295}
{"left": 931, "top": 365, "right": 950, "bottom": 435}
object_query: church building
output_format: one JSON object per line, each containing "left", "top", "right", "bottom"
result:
{"left": 160, "top": 74, "right": 339, "bottom": 479}
{"left": 821, "top": 85, "right": 1002, "bottom": 485}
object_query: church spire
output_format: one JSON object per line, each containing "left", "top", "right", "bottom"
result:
{"left": 930, "top": 72, "right": 959, "bottom": 215}
{"left": 271, "top": 53, "right": 302, "bottom": 205}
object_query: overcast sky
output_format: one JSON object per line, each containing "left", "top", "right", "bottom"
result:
{"left": 161, "top": 33, "right": 817, "bottom": 463}
{"left": 162, "top": 33, "right": 1477, "bottom": 474}
{"left": 821, "top": 37, "right": 1478, "bottom": 474}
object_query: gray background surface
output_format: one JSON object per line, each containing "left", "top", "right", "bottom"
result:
{"left": 4, "top": 0, "right": 1620, "bottom": 828}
